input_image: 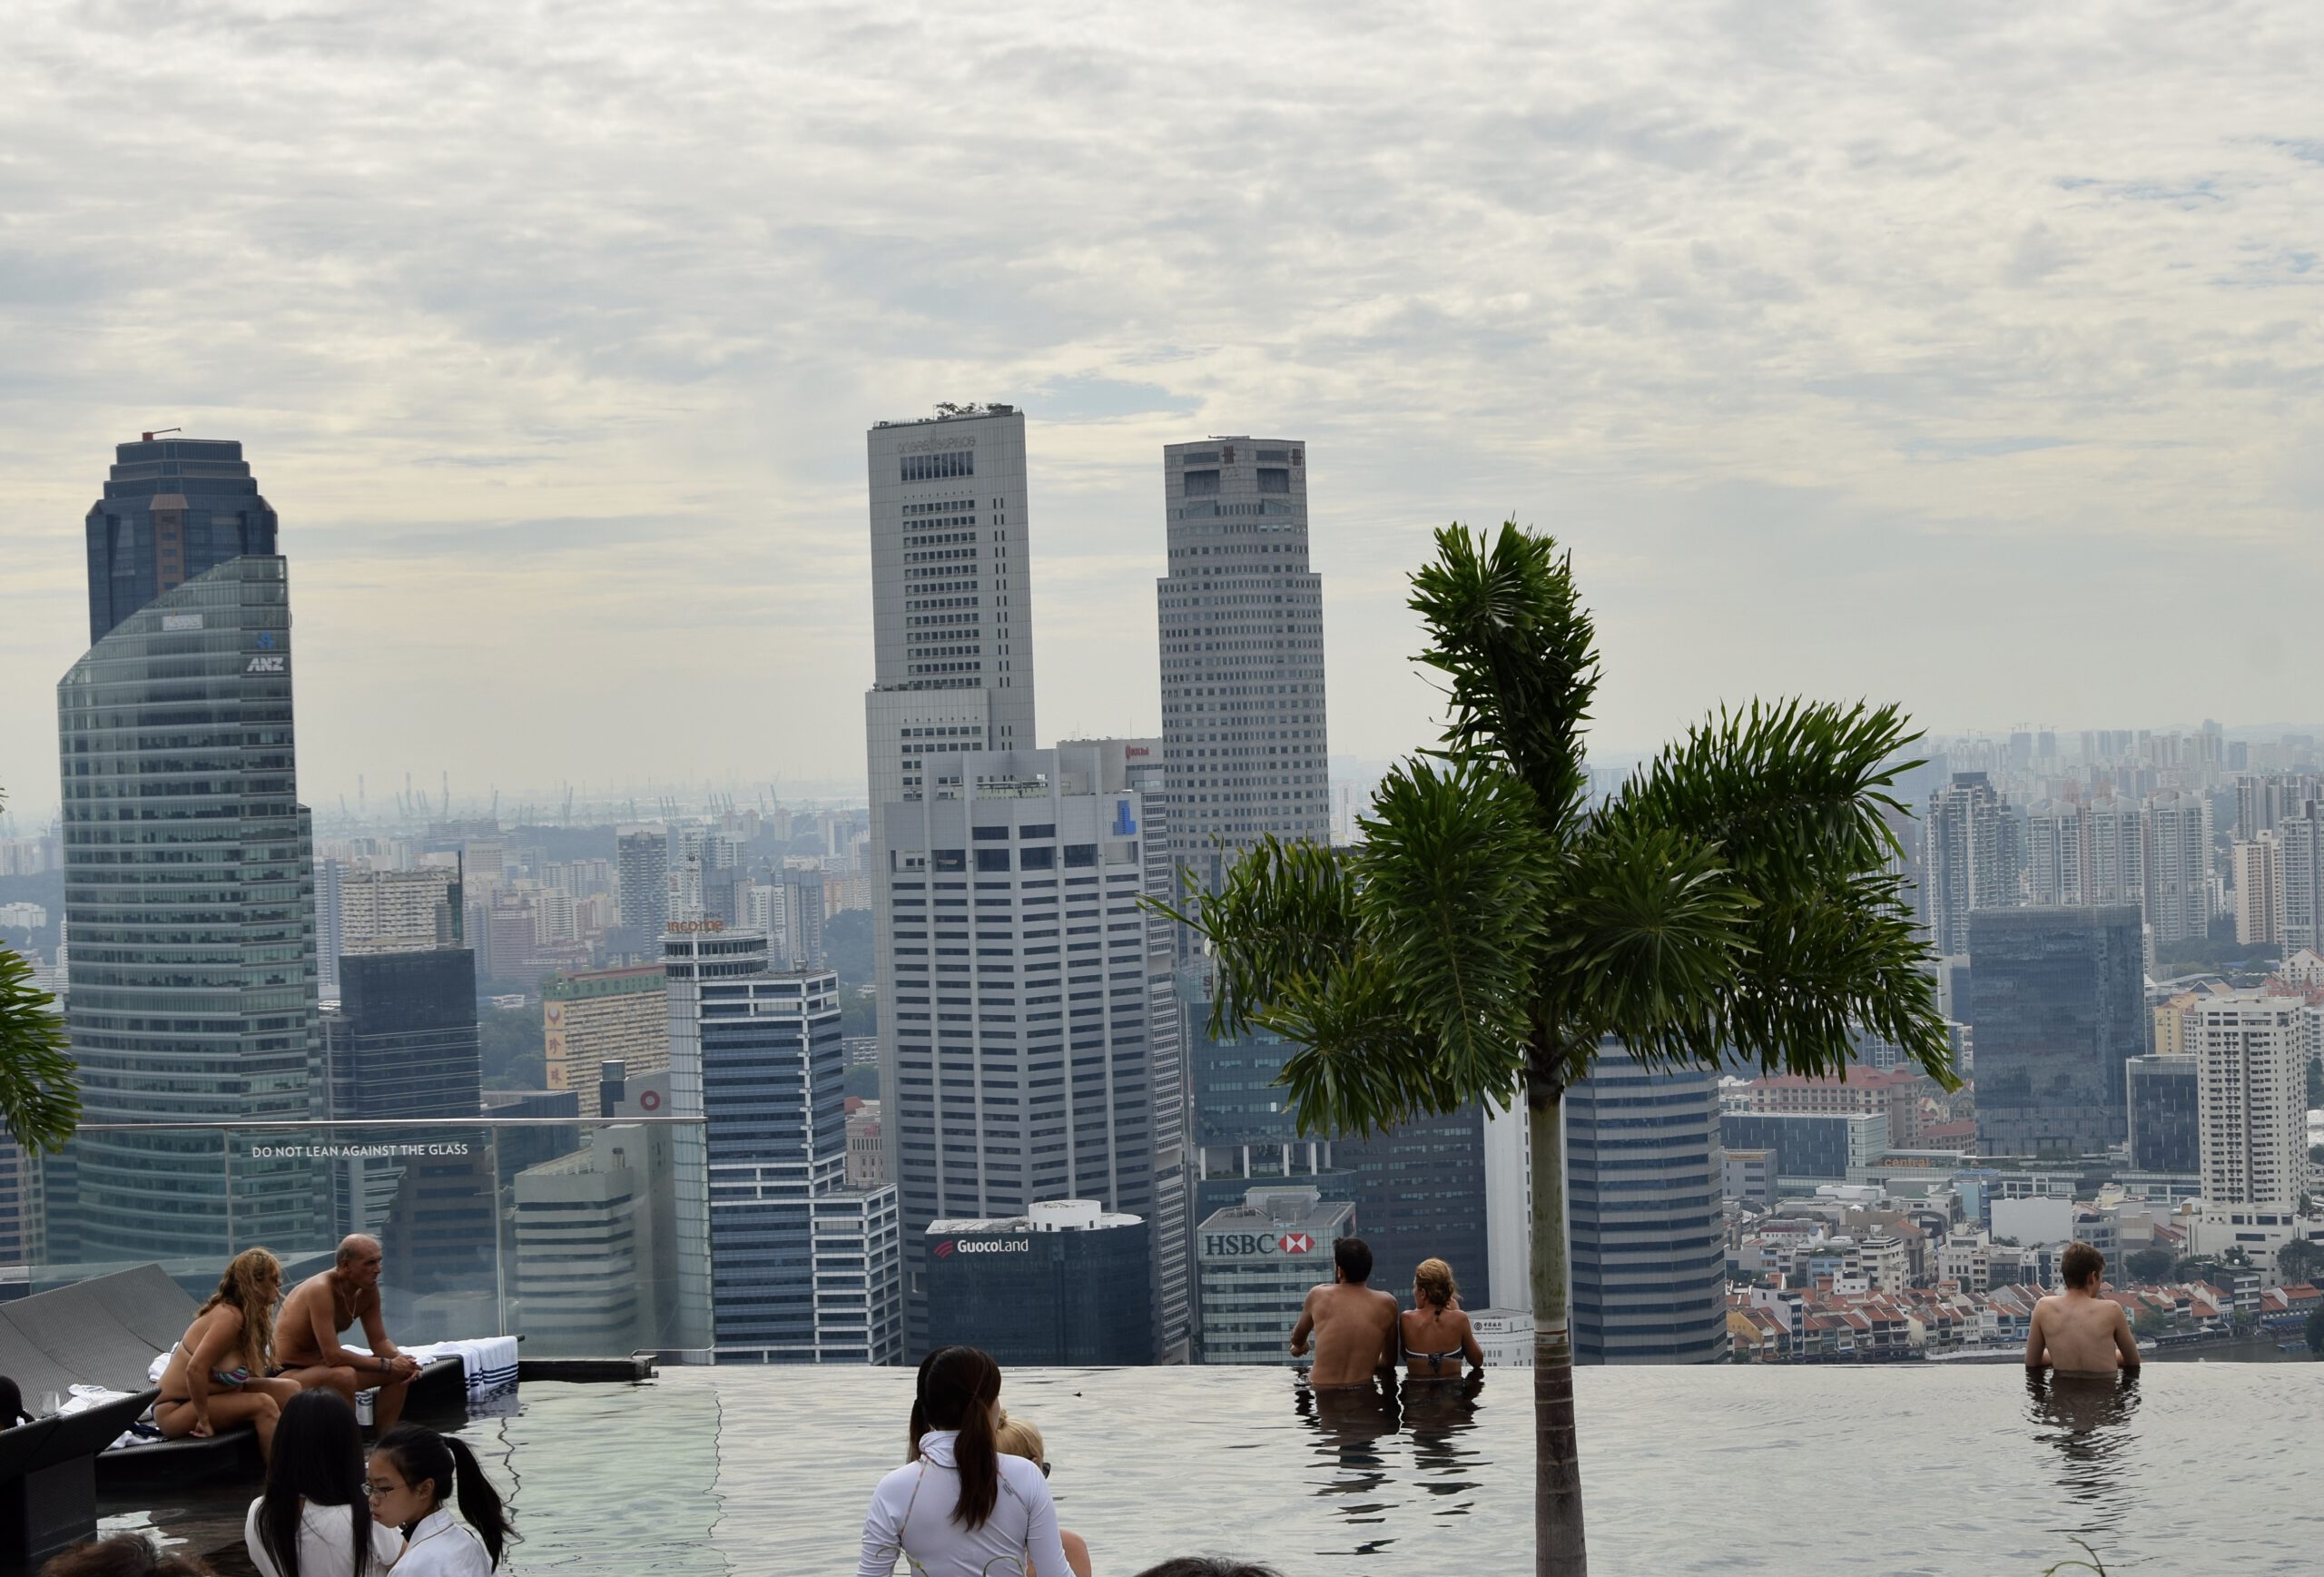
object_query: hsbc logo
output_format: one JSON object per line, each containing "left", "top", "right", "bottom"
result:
{"left": 1201, "top": 1230, "right": 1321, "bottom": 1258}
{"left": 246, "top": 655, "right": 285, "bottom": 673}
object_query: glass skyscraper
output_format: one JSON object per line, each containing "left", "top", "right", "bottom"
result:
{"left": 1968, "top": 904, "right": 2146, "bottom": 1158}
{"left": 84, "top": 437, "right": 280, "bottom": 646}
{"left": 57, "top": 506, "right": 322, "bottom": 1262}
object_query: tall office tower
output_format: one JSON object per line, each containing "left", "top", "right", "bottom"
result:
{"left": 861, "top": 406, "right": 1043, "bottom": 1344}
{"left": 2233, "top": 834, "right": 2281, "bottom": 947}
{"left": 1154, "top": 437, "right": 1331, "bottom": 906}
{"left": 2274, "top": 800, "right": 2324, "bottom": 955}
{"left": 2234, "top": 772, "right": 2323, "bottom": 842}
{"left": 878, "top": 744, "right": 1186, "bottom": 1359}
{"left": 325, "top": 950, "right": 482, "bottom": 1121}
{"left": 1335, "top": 1107, "right": 1493, "bottom": 1307}
{"left": 542, "top": 964, "right": 670, "bottom": 1116}
{"left": 512, "top": 1122, "right": 680, "bottom": 1355}
{"left": 617, "top": 828, "right": 671, "bottom": 944}
{"left": 2024, "top": 797, "right": 2143, "bottom": 907}
{"left": 2191, "top": 993, "right": 2308, "bottom": 1210}
{"left": 1563, "top": 1043, "right": 1727, "bottom": 1365}
{"left": 82, "top": 435, "right": 278, "bottom": 645}
{"left": 692, "top": 957, "right": 903, "bottom": 1365}
{"left": 924, "top": 1200, "right": 1155, "bottom": 1365}
{"left": 1923, "top": 773, "right": 2022, "bottom": 958}
{"left": 2123, "top": 1054, "right": 2199, "bottom": 1175}
{"left": 2142, "top": 789, "right": 2213, "bottom": 945}
{"left": 59, "top": 439, "right": 320, "bottom": 1262}
{"left": 1967, "top": 905, "right": 2145, "bottom": 1158}
{"left": 322, "top": 948, "right": 483, "bottom": 1244}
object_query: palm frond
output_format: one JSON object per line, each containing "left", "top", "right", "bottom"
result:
{"left": 1144, "top": 835, "right": 1360, "bottom": 1043}
{"left": 1408, "top": 523, "right": 1598, "bottom": 827}
{"left": 1354, "top": 759, "right": 1547, "bottom": 1104}
{"left": 0, "top": 948, "right": 78, "bottom": 1154}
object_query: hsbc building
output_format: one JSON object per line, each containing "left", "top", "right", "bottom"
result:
{"left": 1194, "top": 1186, "right": 1356, "bottom": 1365}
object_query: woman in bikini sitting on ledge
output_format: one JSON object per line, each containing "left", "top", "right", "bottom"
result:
{"left": 154, "top": 1247, "right": 300, "bottom": 1461}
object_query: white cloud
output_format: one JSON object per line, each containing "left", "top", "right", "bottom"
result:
{"left": 4, "top": 0, "right": 2322, "bottom": 818}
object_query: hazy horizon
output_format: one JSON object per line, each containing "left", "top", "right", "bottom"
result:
{"left": 6, "top": 4, "right": 2323, "bottom": 823}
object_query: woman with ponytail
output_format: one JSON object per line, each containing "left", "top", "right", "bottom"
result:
{"left": 244, "top": 1390, "right": 400, "bottom": 1577}
{"left": 857, "top": 1346, "right": 1070, "bottom": 1577}
{"left": 367, "top": 1424, "right": 515, "bottom": 1575}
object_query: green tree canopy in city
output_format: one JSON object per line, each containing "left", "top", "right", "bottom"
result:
{"left": 2123, "top": 1247, "right": 2176, "bottom": 1284}
{"left": 2276, "top": 1238, "right": 2322, "bottom": 1289}
{"left": 1159, "top": 522, "right": 1955, "bottom": 1577}
{"left": 0, "top": 785, "right": 78, "bottom": 1151}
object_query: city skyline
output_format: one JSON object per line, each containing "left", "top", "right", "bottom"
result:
{"left": 9, "top": 6, "right": 2324, "bottom": 817}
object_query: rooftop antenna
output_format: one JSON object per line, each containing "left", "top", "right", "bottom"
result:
{"left": 141, "top": 429, "right": 182, "bottom": 441}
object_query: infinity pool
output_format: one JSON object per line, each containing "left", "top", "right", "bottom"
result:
{"left": 87, "top": 1364, "right": 2323, "bottom": 1575}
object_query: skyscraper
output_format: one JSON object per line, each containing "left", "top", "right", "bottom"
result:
{"left": 1924, "top": 772, "right": 2022, "bottom": 958}
{"left": 877, "top": 744, "right": 1187, "bottom": 1359}
{"left": 2190, "top": 992, "right": 2308, "bottom": 1211}
{"left": 1155, "top": 437, "right": 1331, "bottom": 900}
{"left": 1563, "top": 1044, "right": 1727, "bottom": 1365}
{"left": 2141, "top": 789, "right": 2213, "bottom": 946}
{"left": 82, "top": 435, "right": 279, "bottom": 646}
{"left": 2024, "top": 797, "right": 2142, "bottom": 908}
{"left": 58, "top": 439, "right": 320, "bottom": 1262}
{"left": 2274, "top": 800, "right": 2324, "bottom": 956}
{"left": 617, "top": 829, "right": 671, "bottom": 948}
{"left": 863, "top": 405, "right": 1038, "bottom": 1199}
{"left": 1967, "top": 905, "right": 2146, "bottom": 1157}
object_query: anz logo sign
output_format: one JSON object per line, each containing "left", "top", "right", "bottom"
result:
{"left": 1111, "top": 800, "right": 1137, "bottom": 837}
{"left": 246, "top": 655, "right": 285, "bottom": 673}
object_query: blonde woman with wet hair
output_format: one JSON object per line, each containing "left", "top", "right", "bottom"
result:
{"left": 155, "top": 1247, "right": 300, "bottom": 1460}
{"left": 1399, "top": 1257, "right": 1482, "bottom": 1380}
{"left": 993, "top": 1412, "right": 1092, "bottom": 1577}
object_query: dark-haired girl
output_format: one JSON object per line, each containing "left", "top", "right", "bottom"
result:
{"left": 244, "top": 1390, "right": 402, "bottom": 1577}
{"left": 367, "top": 1422, "right": 515, "bottom": 1575}
{"left": 857, "top": 1346, "right": 1069, "bottom": 1577}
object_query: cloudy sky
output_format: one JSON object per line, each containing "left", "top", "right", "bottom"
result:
{"left": 4, "top": 1, "right": 2320, "bottom": 823}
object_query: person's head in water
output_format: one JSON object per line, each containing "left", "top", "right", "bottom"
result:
{"left": 1413, "top": 1257, "right": 1457, "bottom": 1310}
{"left": 2061, "top": 1241, "right": 2105, "bottom": 1291}
{"left": 1334, "top": 1237, "right": 1373, "bottom": 1286}
{"left": 910, "top": 1346, "right": 1006, "bottom": 1531}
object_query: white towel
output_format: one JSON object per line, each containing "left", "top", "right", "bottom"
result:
{"left": 66, "top": 1382, "right": 146, "bottom": 1451}
{"left": 346, "top": 1336, "right": 519, "bottom": 1399}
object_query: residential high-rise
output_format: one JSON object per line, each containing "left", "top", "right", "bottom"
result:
{"left": 877, "top": 744, "right": 1186, "bottom": 1359}
{"left": 2024, "top": 797, "right": 2142, "bottom": 908}
{"left": 59, "top": 442, "right": 321, "bottom": 1262}
{"left": 338, "top": 867, "right": 462, "bottom": 957}
{"left": 2190, "top": 993, "right": 2307, "bottom": 1210}
{"left": 2234, "top": 772, "right": 2323, "bottom": 842}
{"left": 1924, "top": 773, "right": 2022, "bottom": 958}
{"left": 1968, "top": 905, "right": 2146, "bottom": 1157}
{"left": 82, "top": 435, "right": 278, "bottom": 646}
{"left": 2274, "top": 800, "right": 2324, "bottom": 956}
{"left": 1155, "top": 437, "right": 1332, "bottom": 902}
{"left": 2141, "top": 789, "right": 2213, "bottom": 946}
{"left": 2234, "top": 834, "right": 2281, "bottom": 947}
{"left": 1563, "top": 1044, "right": 1727, "bottom": 1365}
{"left": 542, "top": 964, "right": 670, "bottom": 1117}
{"left": 618, "top": 828, "right": 671, "bottom": 947}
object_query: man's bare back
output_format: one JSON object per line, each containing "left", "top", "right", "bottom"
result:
{"left": 2025, "top": 1286, "right": 2140, "bottom": 1377}
{"left": 1291, "top": 1280, "right": 1399, "bottom": 1386}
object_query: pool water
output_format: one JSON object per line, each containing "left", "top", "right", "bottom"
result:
{"left": 90, "top": 1364, "right": 2324, "bottom": 1575}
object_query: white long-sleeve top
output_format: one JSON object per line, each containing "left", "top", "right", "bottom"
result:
{"left": 389, "top": 1509, "right": 496, "bottom": 1577}
{"left": 856, "top": 1430, "right": 1070, "bottom": 1577}
{"left": 243, "top": 1497, "right": 403, "bottom": 1577}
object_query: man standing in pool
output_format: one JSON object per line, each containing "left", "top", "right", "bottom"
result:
{"left": 1290, "top": 1237, "right": 1400, "bottom": 1386}
{"left": 275, "top": 1235, "right": 422, "bottom": 1430}
{"left": 2024, "top": 1242, "right": 2142, "bottom": 1377}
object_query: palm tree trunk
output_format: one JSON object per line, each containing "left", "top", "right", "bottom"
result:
{"left": 1530, "top": 1075, "right": 1585, "bottom": 1576}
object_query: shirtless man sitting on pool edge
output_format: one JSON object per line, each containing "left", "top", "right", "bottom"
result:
{"left": 1290, "top": 1237, "right": 1400, "bottom": 1387}
{"left": 274, "top": 1234, "right": 422, "bottom": 1429}
{"left": 2024, "top": 1241, "right": 2141, "bottom": 1378}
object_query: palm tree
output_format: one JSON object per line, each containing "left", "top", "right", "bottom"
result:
{"left": 0, "top": 785, "right": 78, "bottom": 1152}
{"left": 1160, "top": 524, "right": 1955, "bottom": 1576}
